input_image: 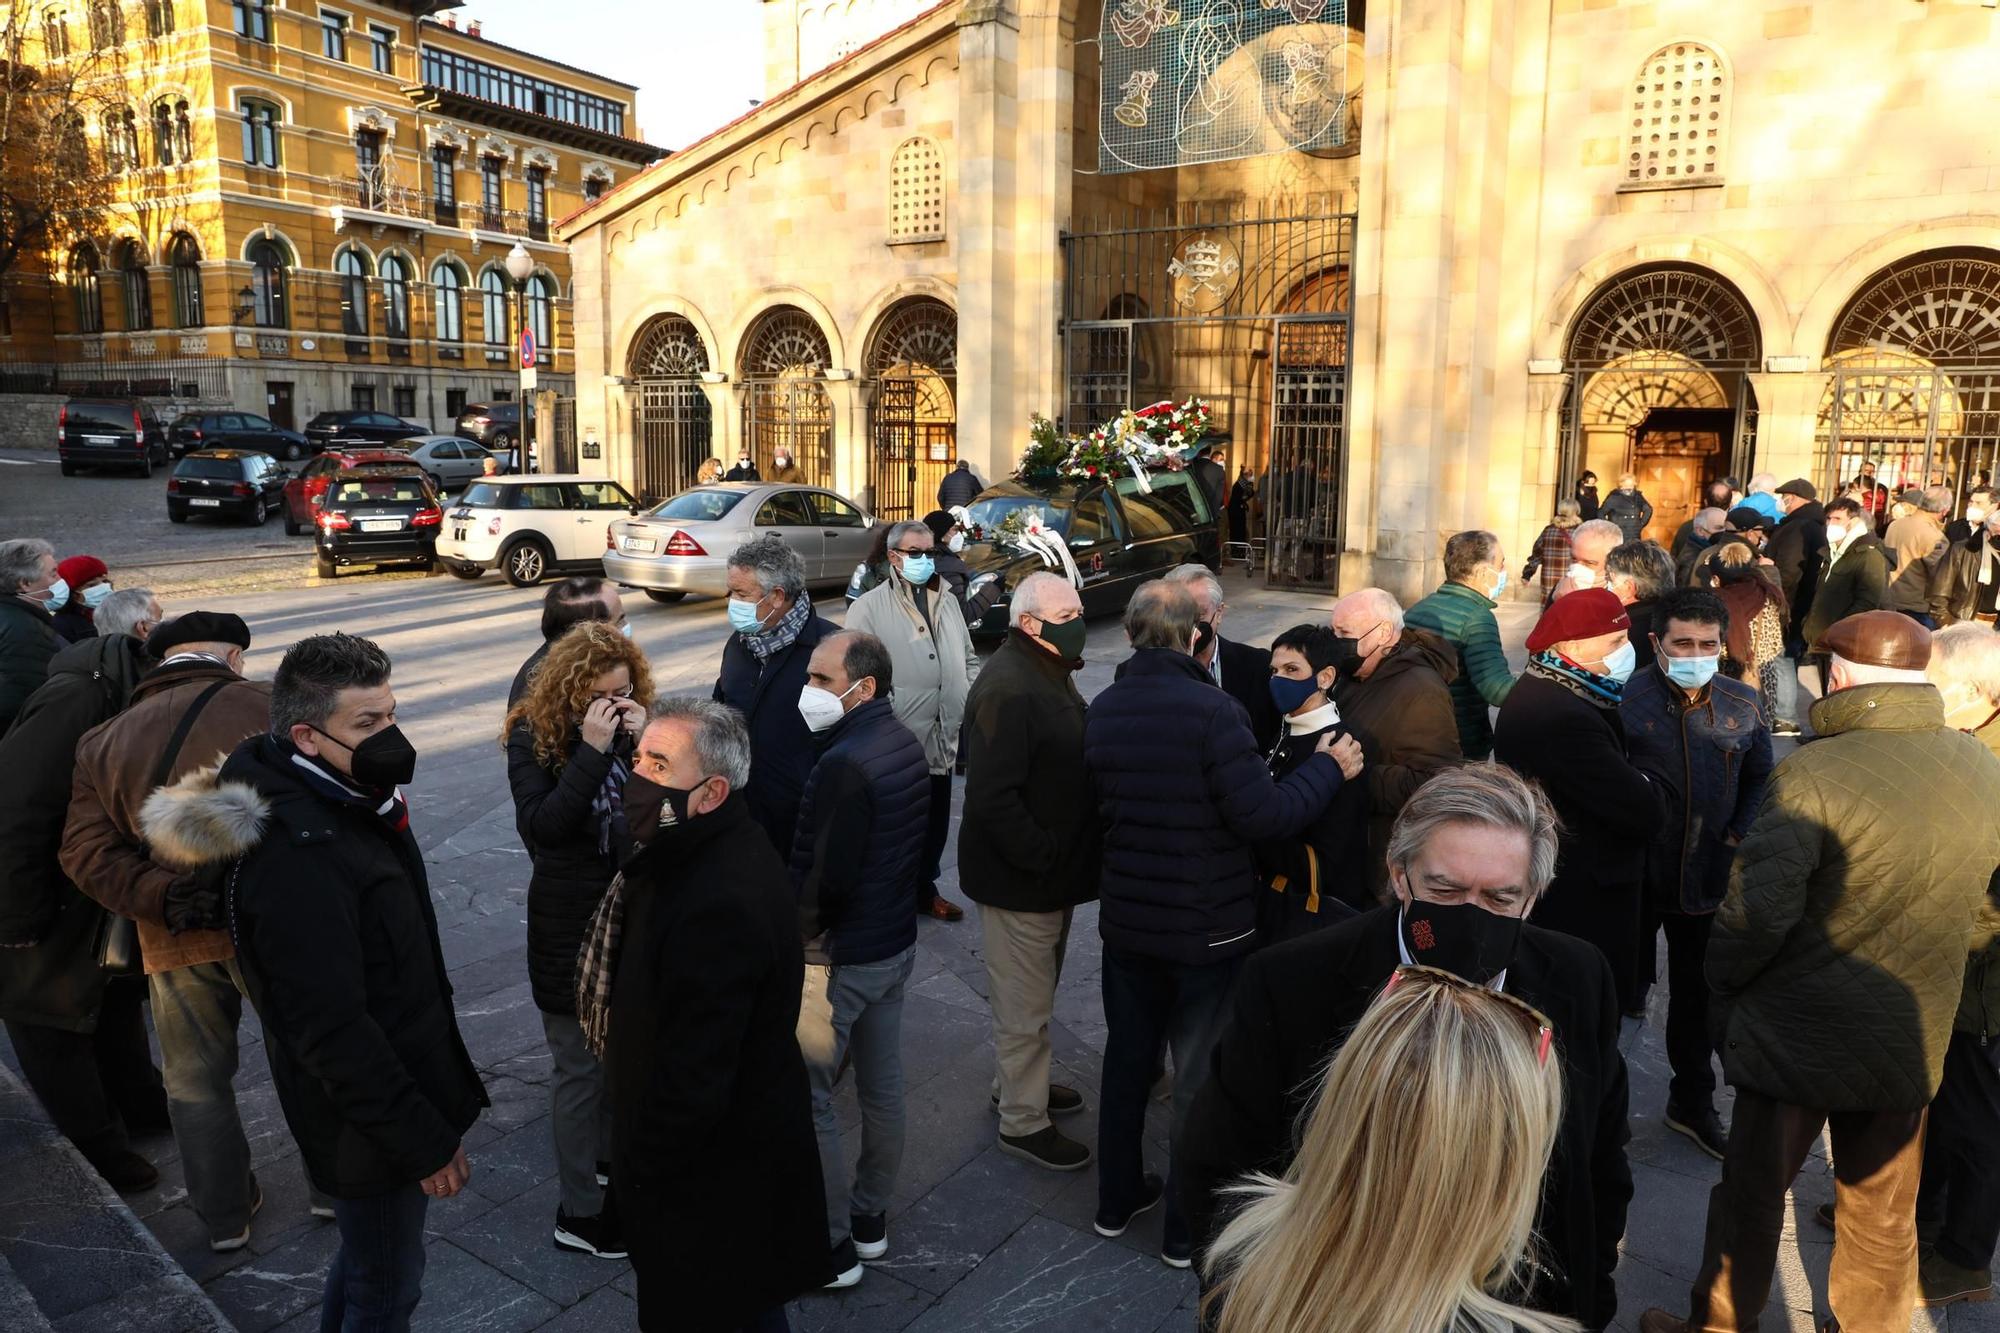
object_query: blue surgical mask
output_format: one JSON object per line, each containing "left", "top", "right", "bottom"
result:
{"left": 1267, "top": 673, "right": 1321, "bottom": 715}
{"left": 1601, "top": 639, "right": 1638, "bottom": 685}
{"left": 80, "top": 581, "right": 114, "bottom": 610}
{"left": 1663, "top": 654, "right": 1720, "bottom": 689}
{"left": 1489, "top": 569, "right": 1508, "bottom": 600}
{"left": 36, "top": 577, "right": 68, "bottom": 614}
{"left": 899, "top": 554, "right": 935, "bottom": 586}
{"left": 727, "top": 597, "right": 768, "bottom": 635}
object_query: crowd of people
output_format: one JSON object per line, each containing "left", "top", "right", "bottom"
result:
{"left": 3, "top": 469, "right": 2000, "bottom": 1333}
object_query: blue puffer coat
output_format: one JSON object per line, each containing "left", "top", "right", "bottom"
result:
{"left": 714, "top": 611, "right": 840, "bottom": 856}
{"left": 1084, "top": 648, "right": 1344, "bottom": 966}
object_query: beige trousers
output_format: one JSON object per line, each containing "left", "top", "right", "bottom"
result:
{"left": 979, "top": 903, "right": 1073, "bottom": 1138}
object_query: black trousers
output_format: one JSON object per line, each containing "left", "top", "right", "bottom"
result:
{"left": 1657, "top": 909, "right": 1719, "bottom": 1110}
{"left": 1918, "top": 1029, "right": 2000, "bottom": 1272}
{"left": 917, "top": 772, "right": 952, "bottom": 909}
{"left": 5, "top": 975, "right": 163, "bottom": 1160}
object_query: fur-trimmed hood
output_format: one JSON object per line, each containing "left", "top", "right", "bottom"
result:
{"left": 140, "top": 764, "right": 269, "bottom": 871}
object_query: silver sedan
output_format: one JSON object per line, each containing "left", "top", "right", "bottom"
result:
{"left": 602, "top": 483, "right": 877, "bottom": 603}
{"left": 395, "top": 435, "right": 502, "bottom": 493}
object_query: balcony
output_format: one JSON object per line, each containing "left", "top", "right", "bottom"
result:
{"left": 480, "top": 204, "right": 505, "bottom": 232}
{"left": 335, "top": 170, "right": 430, "bottom": 227}
{"left": 433, "top": 198, "right": 459, "bottom": 227}
{"left": 527, "top": 217, "right": 549, "bottom": 242}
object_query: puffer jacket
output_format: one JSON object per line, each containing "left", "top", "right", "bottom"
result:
{"left": 1332, "top": 629, "right": 1463, "bottom": 899}
{"left": 1598, "top": 488, "right": 1654, "bottom": 543}
{"left": 506, "top": 723, "right": 623, "bottom": 1014}
{"left": 0, "top": 594, "right": 62, "bottom": 735}
{"left": 844, "top": 575, "right": 977, "bottom": 774}
{"left": 1803, "top": 533, "right": 1890, "bottom": 649}
{"left": 1708, "top": 683, "right": 2000, "bottom": 1111}
{"left": 1955, "top": 713, "right": 2000, "bottom": 1046}
{"left": 1404, "top": 580, "right": 1514, "bottom": 760}
{"left": 1620, "top": 666, "right": 1774, "bottom": 914}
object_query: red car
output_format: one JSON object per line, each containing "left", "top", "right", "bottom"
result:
{"left": 282, "top": 447, "right": 411, "bottom": 535}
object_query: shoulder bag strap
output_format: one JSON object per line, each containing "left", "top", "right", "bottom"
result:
{"left": 151, "top": 678, "right": 233, "bottom": 789}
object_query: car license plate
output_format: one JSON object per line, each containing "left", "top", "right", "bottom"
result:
{"left": 190, "top": 498, "right": 221, "bottom": 508}
{"left": 86, "top": 435, "right": 119, "bottom": 446}
{"left": 620, "top": 536, "right": 657, "bottom": 553}
{"left": 360, "top": 519, "right": 402, "bottom": 533}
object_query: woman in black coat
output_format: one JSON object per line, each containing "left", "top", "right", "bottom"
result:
{"left": 1256, "top": 624, "right": 1370, "bottom": 937}
{"left": 503, "top": 619, "right": 652, "bottom": 1255}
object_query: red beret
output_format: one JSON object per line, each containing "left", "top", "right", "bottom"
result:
{"left": 56, "top": 554, "right": 107, "bottom": 587}
{"left": 1527, "top": 587, "right": 1630, "bottom": 654}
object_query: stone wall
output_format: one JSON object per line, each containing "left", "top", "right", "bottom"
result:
{"left": 0, "top": 397, "right": 62, "bottom": 451}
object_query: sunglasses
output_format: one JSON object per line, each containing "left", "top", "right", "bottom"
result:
{"left": 1382, "top": 965, "right": 1555, "bottom": 1068}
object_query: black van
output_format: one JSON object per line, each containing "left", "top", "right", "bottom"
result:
{"left": 58, "top": 397, "right": 172, "bottom": 476}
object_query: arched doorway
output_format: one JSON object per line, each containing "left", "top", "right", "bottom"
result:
{"left": 739, "top": 306, "right": 833, "bottom": 485}
{"left": 865, "top": 297, "right": 957, "bottom": 520}
{"left": 1562, "top": 265, "right": 1761, "bottom": 546}
{"left": 1815, "top": 249, "right": 2000, "bottom": 512}
{"left": 627, "top": 314, "right": 713, "bottom": 504}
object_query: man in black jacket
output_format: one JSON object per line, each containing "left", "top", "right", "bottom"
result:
{"left": 936, "top": 459, "right": 983, "bottom": 509}
{"left": 960, "top": 572, "right": 1100, "bottom": 1173}
{"left": 1762, "top": 479, "right": 1824, "bottom": 735}
{"left": 612, "top": 699, "right": 831, "bottom": 1330}
{"left": 222, "top": 634, "right": 486, "bottom": 1331}
{"left": 1084, "top": 580, "right": 1345, "bottom": 1269}
{"left": 1178, "top": 763, "right": 1633, "bottom": 1331}
{"left": 0, "top": 537, "right": 66, "bottom": 734}
{"left": 508, "top": 576, "right": 625, "bottom": 707}
{"left": 1165, "top": 562, "right": 1281, "bottom": 749}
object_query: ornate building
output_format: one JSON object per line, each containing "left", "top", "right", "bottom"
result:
{"left": 563, "top": 0, "right": 2000, "bottom": 594}
{"left": 3, "top": 0, "right": 661, "bottom": 433}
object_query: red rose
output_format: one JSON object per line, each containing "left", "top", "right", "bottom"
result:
{"left": 1087, "top": 465, "right": 1099, "bottom": 476}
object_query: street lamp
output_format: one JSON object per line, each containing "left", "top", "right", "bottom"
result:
{"left": 505, "top": 242, "right": 535, "bottom": 471}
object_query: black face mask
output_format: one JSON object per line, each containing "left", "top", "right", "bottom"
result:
{"left": 1330, "top": 634, "right": 1365, "bottom": 679}
{"left": 312, "top": 723, "right": 417, "bottom": 790}
{"left": 1192, "top": 620, "right": 1217, "bottom": 659}
{"left": 1398, "top": 897, "right": 1525, "bottom": 986}
{"left": 621, "top": 775, "right": 697, "bottom": 855}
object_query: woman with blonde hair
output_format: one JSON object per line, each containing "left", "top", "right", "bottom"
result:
{"left": 1706, "top": 541, "right": 1789, "bottom": 720}
{"left": 1522, "top": 498, "right": 1583, "bottom": 606}
{"left": 1202, "top": 966, "right": 1574, "bottom": 1333}
{"left": 503, "top": 620, "right": 654, "bottom": 1261}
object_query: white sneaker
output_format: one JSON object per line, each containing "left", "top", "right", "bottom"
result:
{"left": 824, "top": 1262, "right": 864, "bottom": 1290}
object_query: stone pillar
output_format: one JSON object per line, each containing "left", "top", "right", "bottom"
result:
{"left": 1748, "top": 370, "right": 1831, "bottom": 486}
{"left": 1520, "top": 369, "right": 1573, "bottom": 537}
{"left": 702, "top": 374, "right": 737, "bottom": 472}
{"left": 604, "top": 379, "right": 632, "bottom": 488}
{"left": 823, "top": 373, "right": 866, "bottom": 500}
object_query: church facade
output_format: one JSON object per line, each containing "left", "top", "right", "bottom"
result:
{"left": 560, "top": 0, "right": 2000, "bottom": 597}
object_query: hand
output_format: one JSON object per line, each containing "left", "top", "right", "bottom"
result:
{"left": 163, "top": 862, "right": 228, "bottom": 934}
{"left": 580, "top": 698, "right": 621, "bottom": 752}
{"left": 612, "top": 697, "right": 647, "bottom": 735}
{"left": 419, "top": 1144, "right": 469, "bottom": 1199}
{"left": 1320, "top": 732, "right": 1365, "bottom": 780}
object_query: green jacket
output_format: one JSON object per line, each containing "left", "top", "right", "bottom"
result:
{"left": 1958, "top": 713, "right": 2000, "bottom": 1043}
{"left": 1802, "top": 533, "right": 1890, "bottom": 651}
{"left": 1708, "top": 683, "right": 2000, "bottom": 1110}
{"left": 1404, "top": 581, "right": 1514, "bottom": 760}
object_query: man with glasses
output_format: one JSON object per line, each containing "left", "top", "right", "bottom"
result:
{"left": 1180, "top": 763, "right": 1632, "bottom": 1332}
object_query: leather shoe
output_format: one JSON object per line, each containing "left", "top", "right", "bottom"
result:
{"left": 86, "top": 1147, "right": 159, "bottom": 1194}
{"left": 922, "top": 897, "right": 964, "bottom": 922}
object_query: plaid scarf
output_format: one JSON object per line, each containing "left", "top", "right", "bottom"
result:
{"left": 574, "top": 870, "right": 626, "bottom": 1060}
{"left": 744, "top": 595, "right": 812, "bottom": 662}
{"left": 589, "top": 752, "right": 629, "bottom": 857}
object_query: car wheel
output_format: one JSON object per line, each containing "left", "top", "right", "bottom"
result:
{"left": 645, "top": 589, "right": 687, "bottom": 604}
{"left": 316, "top": 554, "right": 337, "bottom": 579}
{"left": 167, "top": 508, "right": 187, "bottom": 524}
{"left": 136, "top": 454, "right": 152, "bottom": 480}
{"left": 248, "top": 495, "right": 268, "bottom": 526}
{"left": 283, "top": 442, "right": 303, "bottom": 461}
{"left": 60, "top": 461, "right": 77, "bottom": 477}
{"left": 283, "top": 508, "right": 303, "bottom": 536}
{"left": 493, "top": 432, "right": 512, "bottom": 451}
{"left": 501, "top": 539, "right": 550, "bottom": 587}
{"left": 446, "top": 563, "right": 484, "bottom": 580}
{"left": 426, "top": 472, "right": 445, "bottom": 495}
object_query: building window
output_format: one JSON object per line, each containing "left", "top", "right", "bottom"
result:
{"left": 380, "top": 254, "right": 410, "bottom": 340}
{"left": 240, "top": 98, "right": 280, "bottom": 167}
{"left": 480, "top": 155, "right": 504, "bottom": 230}
{"left": 43, "top": 11, "right": 70, "bottom": 58}
{"left": 1625, "top": 41, "right": 1727, "bottom": 189}
{"left": 335, "top": 248, "right": 369, "bottom": 337}
{"left": 584, "top": 174, "right": 607, "bottom": 202}
{"left": 145, "top": 0, "right": 173, "bottom": 38}
{"left": 351, "top": 383, "right": 376, "bottom": 412}
{"left": 117, "top": 241, "right": 152, "bottom": 330}
{"left": 88, "top": 0, "right": 121, "bottom": 49}
{"left": 105, "top": 106, "right": 140, "bottom": 170}
{"left": 152, "top": 97, "right": 190, "bottom": 166}
{"left": 418, "top": 46, "right": 625, "bottom": 136}
{"left": 431, "top": 262, "right": 463, "bottom": 342}
{"left": 479, "top": 267, "right": 508, "bottom": 344}
{"left": 169, "top": 232, "right": 202, "bottom": 327}
{"left": 889, "top": 137, "right": 946, "bottom": 244}
{"left": 233, "top": 0, "right": 268, "bottom": 41}
{"left": 320, "top": 8, "right": 348, "bottom": 61}
{"left": 392, "top": 384, "right": 416, "bottom": 419}
{"left": 525, "top": 164, "right": 547, "bottom": 240}
{"left": 249, "top": 239, "right": 288, "bottom": 328}
{"left": 354, "top": 128, "right": 384, "bottom": 207}
{"left": 70, "top": 244, "right": 102, "bottom": 334}
{"left": 53, "top": 111, "right": 87, "bottom": 177}
{"left": 526, "top": 273, "right": 553, "bottom": 350}
{"left": 445, "top": 387, "right": 467, "bottom": 418}
{"left": 430, "top": 144, "right": 456, "bottom": 223}
{"left": 369, "top": 24, "right": 394, "bottom": 74}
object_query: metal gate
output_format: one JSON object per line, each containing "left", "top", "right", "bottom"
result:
{"left": 866, "top": 298, "right": 958, "bottom": 521}
{"left": 1062, "top": 200, "right": 1355, "bottom": 588}
{"left": 740, "top": 307, "right": 835, "bottom": 486}
{"left": 632, "top": 379, "right": 713, "bottom": 505}
{"left": 1815, "top": 364, "right": 2000, "bottom": 501}
{"left": 549, "top": 396, "right": 578, "bottom": 474}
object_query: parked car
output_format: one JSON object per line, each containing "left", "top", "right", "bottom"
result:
{"left": 166, "top": 449, "right": 290, "bottom": 526}
{"left": 280, "top": 447, "right": 414, "bottom": 535}
{"left": 939, "top": 472, "right": 1220, "bottom": 637}
{"left": 303, "top": 410, "right": 427, "bottom": 453}
{"left": 435, "top": 474, "right": 639, "bottom": 587}
{"left": 395, "top": 434, "right": 502, "bottom": 492}
{"left": 603, "top": 483, "right": 875, "bottom": 604}
{"left": 58, "top": 397, "right": 171, "bottom": 477}
{"left": 312, "top": 466, "right": 443, "bottom": 578}
{"left": 168, "top": 411, "right": 312, "bottom": 461}
{"left": 454, "top": 401, "right": 522, "bottom": 449}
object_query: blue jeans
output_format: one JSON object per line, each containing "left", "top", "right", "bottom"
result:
{"left": 1096, "top": 948, "right": 1241, "bottom": 1247}
{"left": 319, "top": 1184, "right": 430, "bottom": 1333}
{"left": 1769, "top": 655, "right": 1800, "bottom": 727}
{"left": 807, "top": 946, "right": 916, "bottom": 1247}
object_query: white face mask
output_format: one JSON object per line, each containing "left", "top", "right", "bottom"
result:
{"left": 948, "top": 531, "right": 966, "bottom": 554}
{"left": 1968, "top": 507, "right": 1988, "bottom": 526}
{"left": 1825, "top": 522, "right": 1849, "bottom": 546}
{"left": 1569, "top": 565, "right": 1596, "bottom": 589}
{"left": 798, "top": 679, "right": 863, "bottom": 733}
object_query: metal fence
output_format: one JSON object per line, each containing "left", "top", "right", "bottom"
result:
{"left": 0, "top": 350, "right": 231, "bottom": 400}
{"left": 1814, "top": 364, "right": 2000, "bottom": 505}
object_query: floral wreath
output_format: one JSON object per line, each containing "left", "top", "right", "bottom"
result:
{"left": 1012, "top": 397, "right": 1212, "bottom": 493}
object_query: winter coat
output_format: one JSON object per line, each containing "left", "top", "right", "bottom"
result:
{"left": 844, "top": 575, "right": 977, "bottom": 773}
{"left": 610, "top": 792, "right": 832, "bottom": 1329}
{"left": 1178, "top": 907, "right": 1632, "bottom": 1331}
{"left": 1884, "top": 511, "right": 1950, "bottom": 614}
{"left": 1931, "top": 532, "right": 2000, "bottom": 626}
{"left": 61, "top": 659, "right": 270, "bottom": 975}
{"left": 1253, "top": 705, "right": 1371, "bottom": 938}
{"left": 1620, "top": 667, "right": 1774, "bottom": 915}
{"left": 213, "top": 735, "right": 486, "bottom": 1197}
{"left": 506, "top": 723, "right": 624, "bottom": 1014}
{"left": 1331, "top": 629, "right": 1463, "bottom": 900}
{"left": 1599, "top": 488, "right": 1654, "bottom": 543}
{"left": 1955, "top": 714, "right": 2000, "bottom": 1048}
{"left": 0, "top": 633, "right": 150, "bottom": 1030}
{"left": 1764, "top": 501, "right": 1827, "bottom": 640}
{"left": 1803, "top": 533, "right": 1890, "bottom": 650}
{"left": 1576, "top": 483, "right": 1601, "bottom": 523}
{"left": 1685, "top": 532, "right": 1754, "bottom": 589}
{"left": 767, "top": 462, "right": 804, "bottom": 484}
{"left": 934, "top": 549, "right": 1004, "bottom": 627}
{"left": 49, "top": 603, "right": 96, "bottom": 645}
{"left": 937, "top": 464, "right": 984, "bottom": 510}
{"left": 1493, "top": 667, "right": 1672, "bottom": 1011}
{"left": 1216, "top": 634, "right": 1281, "bottom": 753}
{"left": 1084, "top": 648, "right": 1343, "bottom": 967}
{"left": 1709, "top": 683, "right": 2000, "bottom": 1111}
{"left": 1523, "top": 523, "right": 1576, "bottom": 603}
{"left": 714, "top": 611, "right": 840, "bottom": 855}
{"left": 1190, "top": 456, "right": 1227, "bottom": 517}
{"left": 507, "top": 641, "right": 550, "bottom": 709}
{"left": 0, "top": 595, "right": 62, "bottom": 736}
{"left": 723, "top": 462, "right": 762, "bottom": 481}
{"left": 1625, "top": 597, "right": 1664, "bottom": 675}
{"left": 958, "top": 630, "right": 1101, "bottom": 914}
{"left": 789, "top": 698, "right": 929, "bottom": 966}
{"left": 1405, "top": 580, "right": 1515, "bottom": 760}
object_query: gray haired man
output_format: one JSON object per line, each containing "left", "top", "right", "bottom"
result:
{"left": 0, "top": 536, "right": 66, "bottom": 733}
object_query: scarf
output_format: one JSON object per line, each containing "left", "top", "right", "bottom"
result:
{"left": 288, "top": 751, "right": 409, "bottom": 830}
{"left": 1526, "top": 649, "right": 1624, "bottom": 709}
{"left": 590, "top": 751, "right": 630, "bottom": 856}
{"left": 575, "top": 870, "right": 625, "bottom": 1059}
{"left": 744, "top": 595, "right": 812, "bottom": 662}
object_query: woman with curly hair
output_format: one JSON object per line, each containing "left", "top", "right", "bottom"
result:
{"left": 502, "top": 619, "right": 653, "bottom": 1262}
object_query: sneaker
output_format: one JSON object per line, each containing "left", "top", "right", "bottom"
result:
{"left": 1919, "top": 1248, "right": 1993, "bottom": 1306}
{"left": 1663, "top": 1104, "right": 1728, "bottom": 1161}
{"left": 310, "top": 1204, "right": 335, "bottom": 1220}
{"left": 1161, "top": 1236, "right": 1194, "bottom": 1270}
{"left": 553, "top": 1209, "right": 629, "bottom": 1260}
{"left": 595, "top": 1160, "right": 611, "bottom": 1188}
{"left": 210, "top": 1180, "right": 265, "bottom": 1253}
{"left": 1772, "top": 720, "right": 1803, "bottom": 738}
{"left": 85, "top": 1147, "right": 159, "bottom": 1195}
{"left": 1094, "top": 1173, "right": 1165, "bottom": 1239}
{"left": 851, "top": 1212, "right": 888, "bottom": 1261}
{"left": 989, "top": 1084, "right": 1086, "bottom": 1117}
{"left": 824, "top": 1237, "right": 864, "bottom": 1289}
{"left": 999, "top": 1125, "right": 1093, "bottom": 1172}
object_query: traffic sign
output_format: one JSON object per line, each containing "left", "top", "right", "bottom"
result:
{"left": 519, "top": 326, "right": 536, "bottom": 370}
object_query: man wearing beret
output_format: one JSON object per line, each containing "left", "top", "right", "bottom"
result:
{"left": 60, "top": 611, "right": 282, "bottom": 1252}
{"left": 1642, "top": 611, "right": 2000, "bottom": 1333}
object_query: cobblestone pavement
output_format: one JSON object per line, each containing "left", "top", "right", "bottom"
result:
{"left": 1, "top": 567, "right": 1993, "bottom": 1331}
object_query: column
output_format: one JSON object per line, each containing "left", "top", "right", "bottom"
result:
{"left": 823, "top": 373, "right": 866, "bottom": 501}
{"left": 701, "top": 374, "right": 736, "bottom": 472}
{"left": 1747, "top": 370, "right": 1831, "bottom": 486}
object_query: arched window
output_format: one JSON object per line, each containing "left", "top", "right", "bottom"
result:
{"left": 88, "top": 0, "right": 121, "bottom": 49}
{"left": 54, "top": 111, "right": 88, "bottom": 177}
{"left": 239, "top": 98, "right": 280, "bottom": 167}
{"left": 380, "top": 254, "right": 410, "bottom": 340}
{"left": 249, "top": 238, "right": 288, "bottom": 328}
{"left": 151, "top": 98, "right": 191, "bottom": 166}
{"left": 888, "top": 137, "right": 946, "bottom": 244}
{"left": 70, "top": 244, "right": 103, "bottom": 334}
{"left": 479, "top": 267, "right": 508, "bottom": 344}
{"left": 169, "top": 232, "right": 202, "bottom": 327}
{"left": 102, "top": 106, "right": 139, "bottom": 170}
{"left": 145, "top": 0, "right": 173, "bottom": 38}
{"left": 525, "top": 273, "right": 553, "bottom": 350}
{"left": 43, "top": 10, "right": 70, "bottom": 58}
{"left": 335, "top": 248, "right": 369, "bottom": 336}
{"left": 430, "top": 262, "right": 463, "bottom": 343}
{"left": 117, "top": 241, "right": 152, "bottom": 330}
{"left": 1625, "top": 41, "right": 1728, "bottom": 188}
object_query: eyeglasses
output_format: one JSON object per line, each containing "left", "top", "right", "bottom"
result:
{"left": 589, "top": 683, "right": 635, "bottom": 702}
{"left": 1381, "top": 964, "right": 1555, "bottom": 1068}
